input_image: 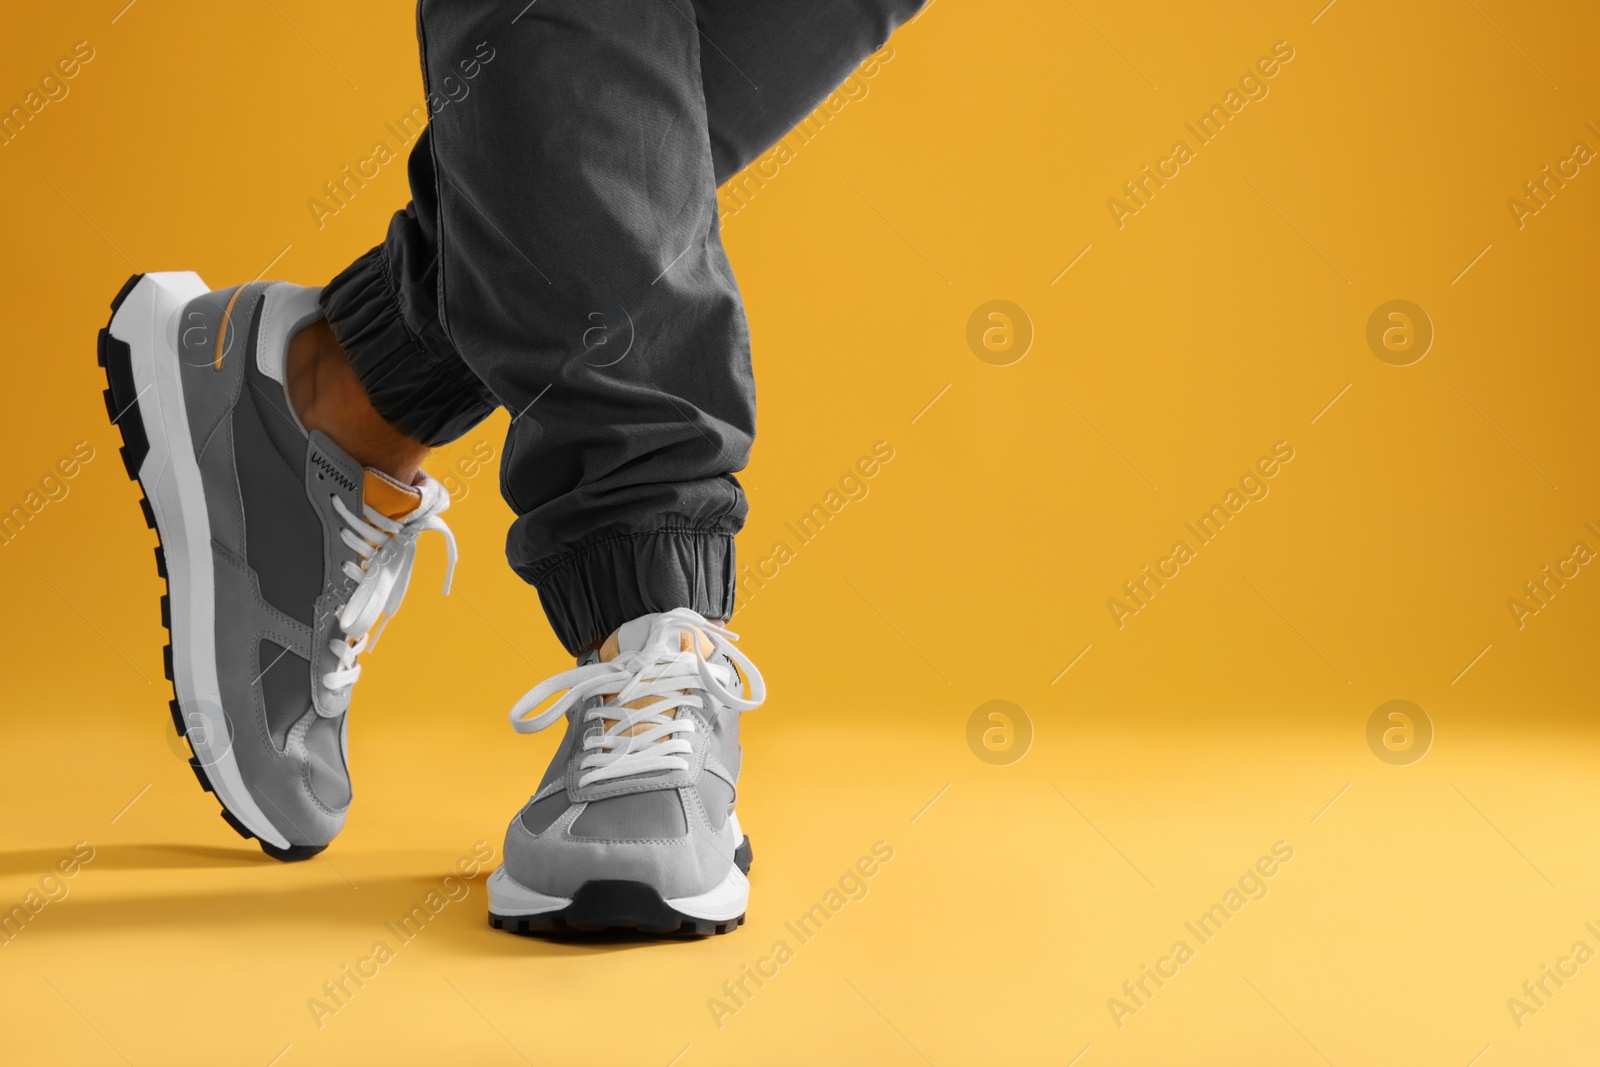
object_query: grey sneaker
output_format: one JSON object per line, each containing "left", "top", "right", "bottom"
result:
{"left": 100, "top": 272, "right": 456, "bottom": 861}
{"left": 488, "top": 608, "right": 765, "bottom": 935}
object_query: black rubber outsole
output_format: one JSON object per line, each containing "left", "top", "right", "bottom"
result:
{"left": 100, "top": 273, "right": 321, "bottom": 865}
{"left": 489, "top": 835, "right": 754, "bottom": 938}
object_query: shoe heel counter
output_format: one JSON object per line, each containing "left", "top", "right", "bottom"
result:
{"left": 174, "top": 283, "right": 257, "bottom": 453}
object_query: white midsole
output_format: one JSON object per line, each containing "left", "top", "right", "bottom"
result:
{"left": 488, "top": 814, "right": 749, "bottom": 922}
{"left": 486, "top": 867, "right": 572, "bottom": 916}
{"left": 111, "top": 272, "right": 291, "bottom": 851}
{"left": 666, "top": 861, "right": 749, "bottom": 922}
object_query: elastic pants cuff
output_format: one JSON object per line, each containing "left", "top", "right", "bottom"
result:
{"left": 319, "top": 247, "right": 496, "bottom": 447}
{"left": 527, "top": 529, "right": 737, "bottom": 656}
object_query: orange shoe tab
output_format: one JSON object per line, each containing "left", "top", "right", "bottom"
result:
{"left": 362, "top": 469, "right": 423, "bottom": 521}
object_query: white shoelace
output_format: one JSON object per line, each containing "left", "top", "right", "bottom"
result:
{"left": 507, "top": 609, "right": 766, "bottom": 788}
{"left": 322, "top": 477, "right": 457, "bottom": 692}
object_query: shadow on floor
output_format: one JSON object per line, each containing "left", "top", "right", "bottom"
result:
{"left": 0, "top": 842, "right": 275, "bottom": 875}
{"left": 2, "top": 848, "right": 713, "bottom": 959}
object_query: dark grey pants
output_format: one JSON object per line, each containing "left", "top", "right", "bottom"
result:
{"left": 319, "top": 0, "right": 924, "bottom": 655}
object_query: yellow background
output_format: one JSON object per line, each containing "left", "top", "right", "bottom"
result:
{"left": 3, "top": 0, "right": 1599, "bottom": 1063}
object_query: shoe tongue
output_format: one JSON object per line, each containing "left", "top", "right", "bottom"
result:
{"left": 362, "top": 469, "right": 423, "bottom": 521}
{"left": 596, "top": 614, "right": 713, "bottom": 732}
{"left": 599, "top": 614, "right": 711, "bottom": 663}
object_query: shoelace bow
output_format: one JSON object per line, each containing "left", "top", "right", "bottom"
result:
{"left": 322, "top": 477, "right": 457, "bottom": 692}
{"left": 507, "top": 610, "right": 766, "bottom": 788}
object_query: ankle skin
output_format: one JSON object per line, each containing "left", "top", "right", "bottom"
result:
{"left": 285, "top": 319, "right": 430, "bottom": 483}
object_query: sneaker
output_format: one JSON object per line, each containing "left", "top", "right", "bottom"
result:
{"left": 99, "top": 272, "right": 456, "bottom": 860}
{"left": 488, "top": 608, "right": 765, "bottom": 935}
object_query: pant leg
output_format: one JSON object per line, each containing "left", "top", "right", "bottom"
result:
{"left": 322, "top": 0, "right": 925, "bottom": 656}
{"left": 321, "top": 124, "right": 498, "bottom": 449}
{"left": 691, "top": 0, "right": 928, "bottom": 183}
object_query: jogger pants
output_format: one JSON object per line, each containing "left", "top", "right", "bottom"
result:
{"left": 319, "top": 0, "right": 925, "bottom": 654}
